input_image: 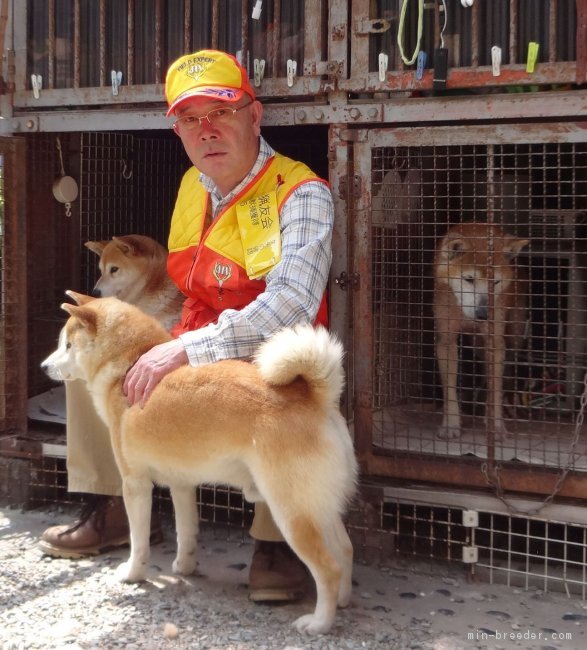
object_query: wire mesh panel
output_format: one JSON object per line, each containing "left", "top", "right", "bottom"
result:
{"left": 352, "top": 124, "right": 587, "bottom": 498}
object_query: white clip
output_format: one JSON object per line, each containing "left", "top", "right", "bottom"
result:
{"left": 378, "top": 53, "right": 388, "bottom": 82}
{"left": 252, "top": 1, "right": 262, "bottom": 20}
{"left": 31, "top": 74, "right": 42, "bottom": 99}
{"left": 287, "top": 59, "right": 297, "bottom": 87}
{"left": 491, "top": 46, "right": 502, "bottom": 76}
{"left": 111, "top": 70, "right": 122, "bottom": 96}
{"left": 460, "top": 0, "right": 474, "bottom": 6}
{"left": 254, "top": 59, "right": 265, "bottom": 87}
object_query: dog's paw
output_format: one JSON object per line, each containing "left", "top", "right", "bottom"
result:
{"left": 172, "top": 555, "right": 197, "bottom": 576}
{"left": 437, "top": 425, "right": 461, "bottom": 440}
{"left": 293, "top": 613, "right": 333, "bottom": 636}
{"left": 338, "top": 583, "right": 352, "bottom": 608}
{"left": 116, "top": 560, "right": 146, "bottom": 583}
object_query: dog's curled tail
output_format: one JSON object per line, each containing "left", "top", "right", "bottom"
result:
{"left": 255, "top": 324, "right": 345, "bottom": 408}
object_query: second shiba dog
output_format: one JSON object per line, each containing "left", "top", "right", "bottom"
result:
{"left": 41, "top": 292, "right": 358, "bottom": 635}
{"left": 434, "top": 222, "right": 528, "bottom": 439}
{"left": 85, "top": 234, "right": 183, "bottom": 331}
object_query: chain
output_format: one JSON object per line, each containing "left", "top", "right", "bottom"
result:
{"left": 482, "top": 367, "right": 587, "bottom": 517}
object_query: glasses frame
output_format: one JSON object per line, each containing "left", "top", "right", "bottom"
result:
{"left": 173, "top": 100, "right": 253, "bottom": 132}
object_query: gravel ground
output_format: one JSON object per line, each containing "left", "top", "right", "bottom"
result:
{"left": 1, "top": 506, "right": 586, "bottom": 650}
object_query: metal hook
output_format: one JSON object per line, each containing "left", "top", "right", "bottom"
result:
{"left": 121, "top": 159, "right": 133, "bottom": 180}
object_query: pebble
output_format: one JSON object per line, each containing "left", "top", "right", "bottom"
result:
{"left": 163, "top": 622, "right": 179, "bottom": 639}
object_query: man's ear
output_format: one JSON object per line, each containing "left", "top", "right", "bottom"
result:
{"left": 61, "top": 303, "right": 98, "bottom": 334}
{"left": 251, "top": 100, "right": 263, "bottom": 137}
{"left": 65, "top": 290, "right": 94, "bottom": 306}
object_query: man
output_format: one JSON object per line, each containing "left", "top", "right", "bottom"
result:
{"left": 40, "top": 49, "right": 334, "bottom": 603}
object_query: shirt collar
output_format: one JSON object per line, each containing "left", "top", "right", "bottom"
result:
{"left": 199, "top": 136, "right": 275, "bottom": 204}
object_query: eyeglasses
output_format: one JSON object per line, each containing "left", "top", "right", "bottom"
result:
{"left": 173, "top": 101, "right": 253, "bottom": 132}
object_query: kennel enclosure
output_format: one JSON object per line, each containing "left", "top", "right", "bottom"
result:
{"left": 0, "top": 0, "right": 586, "bottom": 593}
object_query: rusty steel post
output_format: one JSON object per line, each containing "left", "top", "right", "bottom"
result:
{"left": 127, "top": 0, "right": 135, "bottom": 86}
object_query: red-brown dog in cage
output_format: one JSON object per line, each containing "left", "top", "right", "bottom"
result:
{"left": 434, "top": 222, "right": 529, "bottom": 439}
{"left": 85, "top": 234, "right": 183, "bottom": 332}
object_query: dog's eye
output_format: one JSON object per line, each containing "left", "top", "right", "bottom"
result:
{"left": 110, "top": 266, "right": 119, "bottom": 275}
{"left": 494, "top": 279, "right": 501, "bottom": 285}
{"left": 463, "top": 277, "right": 475, "bottom": 284}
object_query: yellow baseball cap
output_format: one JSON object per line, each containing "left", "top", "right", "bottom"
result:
{"left": 165, "top": 49, "right": 256, "bottom": 116}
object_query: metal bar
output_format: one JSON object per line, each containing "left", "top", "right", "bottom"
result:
{"left": 99, "top": 0, "right": 106, "bottom": 87}
{"left": 8, "top": 91, "right": 587, "bottom": 133}
{"left": 184, "top": 0, "right": 192, "bottom": 53}
{"left": 327, "top": 0, "right": 348, "bottom": 79}
{"left": 367, "top": 121, "right": 587, "bottom": 148}
{"left": 2, "top": 138, "right": 27, "bottom": 436}
{"left": 548, "top": 0, "right": 557, "bottom": 63}
{"left": 328, "top": 125, "right": 351, "bottom": 418}
{"left": 155, "top": 0, "right": 162, "bottom": 83}
{"left": 73, "top": 0, "right": 80, "bottom": 87}
{"left": 509, "top": 0, "right": 518, "bottom": 64}
{"left": 127, "top": 0, "right": 134, "bottom": 86}
{"left": 339, "top": 61, "right": 581, "bottom": 92}
{"left": 364, "top": 453, "right": 587, "bottom": 500}
{"left": 349, "top": 0, "right": 370, "bottom": 84}
{"left": 47, "top": 0, "right": 55, "bottom": 89}
{"left": 240, "top": 0, "right": 248, "bottom": 71}
{"left": 271, "top": 0, "right": 280, "bottom": 77}
{"left": 352, "top": 138, "right": 374, "bottom": 459}
{"left": 471, "top": 0, "right": 480, "bottom": 67}
{"left": 577, "top": 0, "right": 587, "bottom": 85}
{"left": 211, "top": 0, "right": 219, "bottom": 49}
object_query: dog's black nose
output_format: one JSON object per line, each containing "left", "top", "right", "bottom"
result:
{"left": 91, "top": 288, "right": 102, "bottom": 298}
{"left": 475, "top": 305, "right": 488, "bottom": 320}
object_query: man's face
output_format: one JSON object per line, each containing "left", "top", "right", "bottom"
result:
{"left": 173, "top": 96, "right": 263, "bottom": 196}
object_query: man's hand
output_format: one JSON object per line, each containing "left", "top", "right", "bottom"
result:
{"left": 124, "top": 338, "right": 189, "bottom": 408}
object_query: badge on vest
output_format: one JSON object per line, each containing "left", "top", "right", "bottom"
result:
{"left": 235, "top": 190, "right": 281, "bottom": 280}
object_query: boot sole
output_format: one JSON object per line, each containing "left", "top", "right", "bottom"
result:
{"left": 248, "top": 585, "right": 306, "bottom": 603}
{"left": 38, "top": 528, "right": 164, "bottom": 560}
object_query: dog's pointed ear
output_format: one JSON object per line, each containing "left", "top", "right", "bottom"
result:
{"left": 441, "top": 237, "right": 466, "bottom": 262}
{"left": 65, "top": 290, "right": 94, "bottom": 306}
{"left": 61, "top": 303, "right": 97, "bottom": 334}
{"left": 112, "top": 235, "right": 134, "bottom": 256}
{"left": 84, "top": 240, "right": 108, "bottom": 256}
{"left": 504, "top": 237, "right": 529, "bottom": 261}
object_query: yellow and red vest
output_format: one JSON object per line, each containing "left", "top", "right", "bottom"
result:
{"left": 167, "top": 153, "right": 329, "bottom": 337}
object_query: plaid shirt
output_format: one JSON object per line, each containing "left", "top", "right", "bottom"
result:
{"left": 179, "top": 136, "right": 334, "bottom": 365}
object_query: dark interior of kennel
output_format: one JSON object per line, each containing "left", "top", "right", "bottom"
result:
{"left": 22, "top": 124, "right": 328, "bottom": 512}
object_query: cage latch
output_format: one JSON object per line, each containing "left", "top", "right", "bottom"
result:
{"left": 335, "top": 272, "right": 359, "bottom": 291}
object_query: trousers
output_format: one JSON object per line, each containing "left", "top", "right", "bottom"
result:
{"left": 65, "top": 379, "right": 284, "bottom": 541}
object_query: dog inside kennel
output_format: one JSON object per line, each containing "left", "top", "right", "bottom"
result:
{"left": 369, "top": 141, "right": 587, "bottom": 473}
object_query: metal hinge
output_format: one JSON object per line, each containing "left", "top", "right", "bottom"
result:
{"left": 303, "top": 60, "right": 343, "bottom": 76}
{"left": 335, "top": 272, "right": 359, "bottom": 290}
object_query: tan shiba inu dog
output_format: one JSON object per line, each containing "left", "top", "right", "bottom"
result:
{"left": 434, "top": 222, "right": 529, "bottom": 439}
{"left": 85, "top": 234, "right": 183, "bottom": 331}
{"left": 41, "top": 292, "right": 358, "bottom": 636}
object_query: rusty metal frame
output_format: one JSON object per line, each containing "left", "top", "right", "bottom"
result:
{"left": 0, "top": 137, "right": 27, "bottom": 441}
{"left": 351, "top": 121, "right": 587, "bottom": 501}
{"left": 347, "top": 0, "right": 587, "bottom": 93}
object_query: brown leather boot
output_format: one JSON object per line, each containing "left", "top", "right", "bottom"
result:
{"left": 38, "top": 495, "right": 163, "bottom": 559}
{"left": 248, "top": 541, "right": 308, "bottom": 602}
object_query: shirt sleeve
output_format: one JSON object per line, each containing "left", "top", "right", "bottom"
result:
{"left": 179, "top": 180, "right": 334, "bottom": 365}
